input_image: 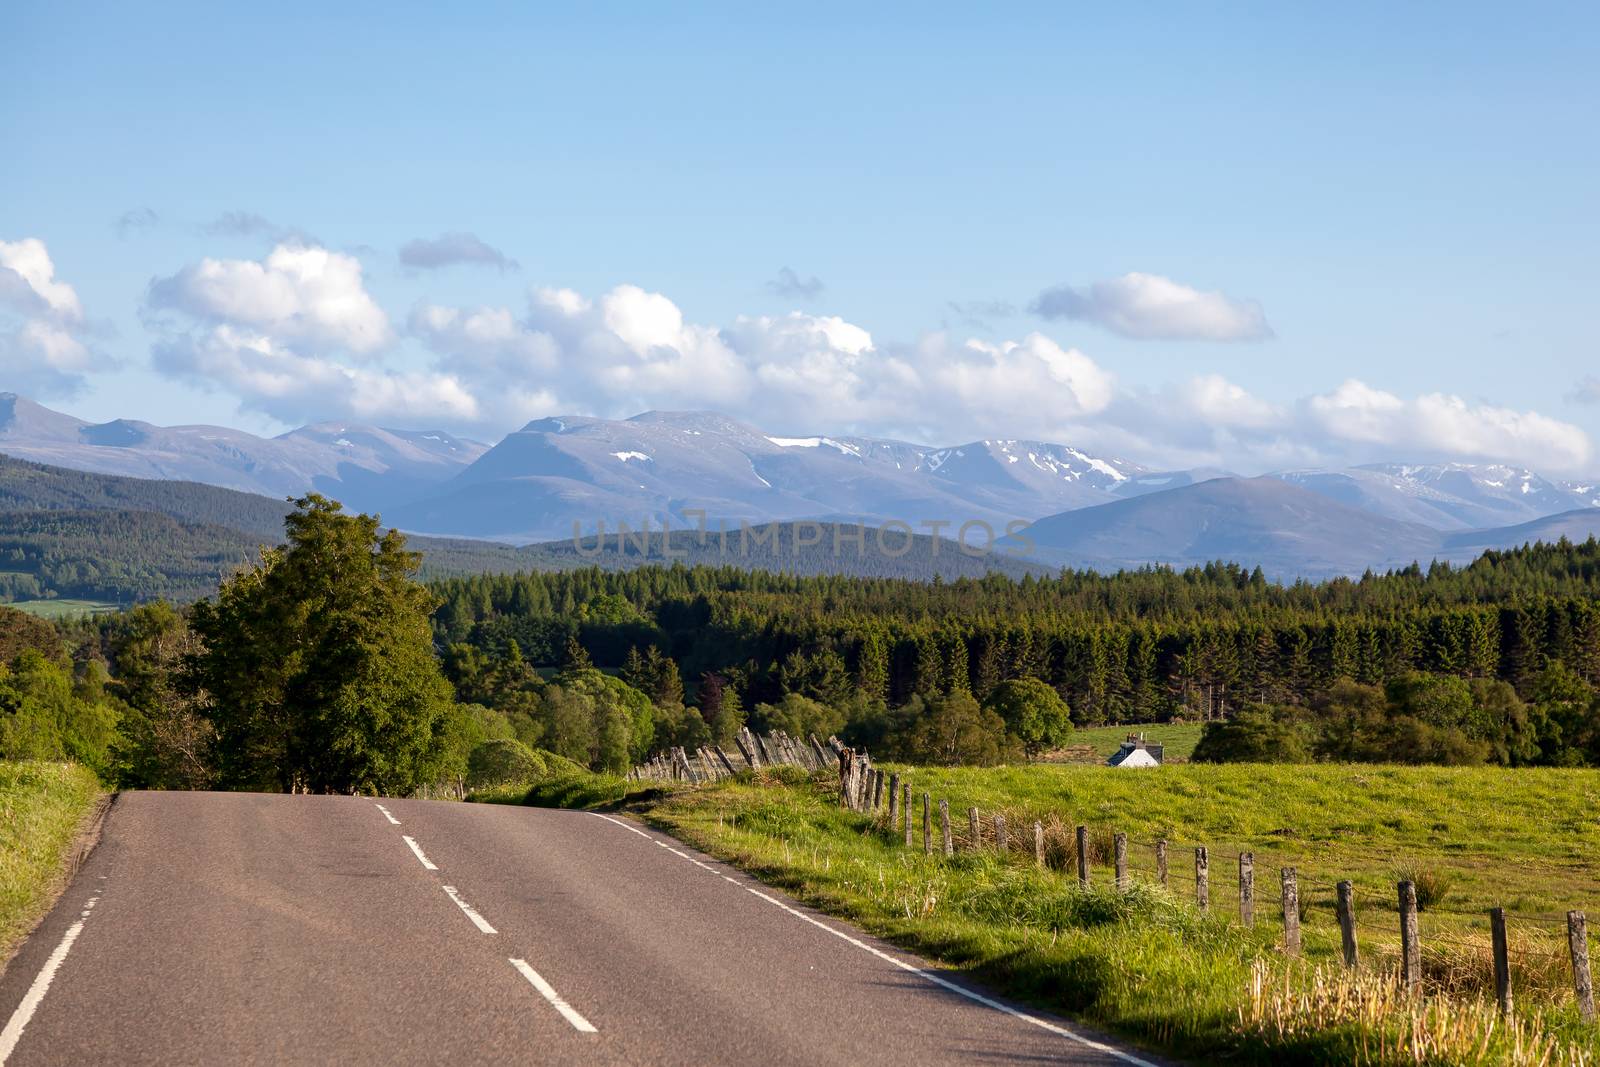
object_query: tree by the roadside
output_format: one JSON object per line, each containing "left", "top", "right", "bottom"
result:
{"left": 186, "top": 495, "right": 454, "bottom": 794}
{"left": 982, "top": 677, "right": 1073, "bottom": 757}
{"left": 107, "top": 601, "right": 213, "bottom": 789}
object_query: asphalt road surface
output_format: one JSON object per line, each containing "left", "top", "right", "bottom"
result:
{"left": 0, "top": 793, "right": 1163, "bottom": 1065}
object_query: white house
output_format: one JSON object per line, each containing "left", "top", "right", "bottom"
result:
{"left": 1107, "top": 733, "right": 1163, "bottom": 768}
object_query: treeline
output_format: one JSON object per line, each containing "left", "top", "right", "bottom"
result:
{"left": 429, "top": 540, "right": 1600, "bottom": 766}
{"left": 431, "top": 543, "right": 1600, "bottom": 716}
{"left": 0, "top": 510, "right": 262, "bottom": 604}
{"left": 1192, "top": 666, "right": 1600, "bottom": 767}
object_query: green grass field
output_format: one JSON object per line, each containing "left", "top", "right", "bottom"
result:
{"left": 0, "top": 762, "right": 101, "bottom": 959}
{"left": 6, "top": 599, "right": 120, "bottom": 620}
{"left": 526, "top": 761, "right": 1600, "bottom": 1064}
{"left": 1062, "top": 721, "right": 1205, "bottom": 761}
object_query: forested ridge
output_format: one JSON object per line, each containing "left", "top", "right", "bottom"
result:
{"left": 431, "top": 540, "right": 1600, "bottom": 749}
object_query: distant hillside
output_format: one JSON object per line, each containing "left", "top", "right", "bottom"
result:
{"left": 1441, "top": 508, "right": 1600, "bottom": 558}
{"left": 0, "top": 454, "right": 1046, "bottom": 604}
{"left": 0, "top": 393, "right": 484, "bottom": 512}
{"left": 1012, "top": 476, "right": 1442, "bottom": 578}
{"left": 515, "top": 521, "right": 1050, "bottom": 580}
{"left": 0, "top": 453, "right": 292, "bottom": 538}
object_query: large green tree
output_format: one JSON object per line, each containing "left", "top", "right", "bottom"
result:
{"left": 187, "top": 495, "right": 454, "bottom": 794}
{"left": 983, "top": 677, "right": 1073, "bottom": 756}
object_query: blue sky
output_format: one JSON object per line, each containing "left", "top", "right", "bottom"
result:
{"left": 2, "top": 2, "right": 1597, "bottom": 475}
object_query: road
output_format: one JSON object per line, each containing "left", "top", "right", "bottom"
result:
{"left": 0, "top": 792, "right": 1162, "bottom": 1065}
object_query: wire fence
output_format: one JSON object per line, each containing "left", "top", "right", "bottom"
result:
{"left": 844, "top": 757, "right": 1598, "bottom": 1022}
{"left": 631, "top": 735, "right": 1600, "bottom": 1021}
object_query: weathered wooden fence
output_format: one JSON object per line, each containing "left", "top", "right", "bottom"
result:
{"left": 628, "top": 728, "right": 836, "bottom": 783}
{"left": 628, "top": 746, "right": 1598, "bottom": 1016}
{"left": 872, "top": 783, "right": 1597, "bottom": 1017}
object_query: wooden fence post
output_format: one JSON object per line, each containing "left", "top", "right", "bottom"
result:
{"left": 1490, "top": 906, "right": 1511, "bottom": 1017}
{"left": 736, "top": 729, "right": 760, "bottom": 769}
{"left": 904, "top": 785, "right": 913, "bottom": 847}
{"left": 1114, "top": 833, "right": 1128, "bottom": 890}
{"left": 1281, "top": 868, "right": 1300, "bottom": 956}
{"left": 1076, "top": 825, "right": 1090, "bottom": 887}
{"left": 1399, "top": 880, "right": 1420, "bottom": 993}
{"left": 1238, "top": 852, "right": 1254, "bottom": 926}
{"left": 872, "top": 769, "right": 885, "bottom": 811}
{"left": 1033, "top": 821, "right": 1045, "bottom": 868}
{"left": 922, "top": 793, "right": 932, "bottom": 855}
{"left": 1195, "top": 847, "right": 1209, "bottom": 911}
{"left": 994, "top": 815, "right": 1008, "bottom": 853}
{"left": 837, "top": 749, "right": 851, "bottom": 808}
{"left": 1336, "top": 880, "right": 1358, "bottom": 968}
{"left": 887, "top": 773, "right": 899, "bottom": 824}
{"left": 939, "top": 800, "right": 954, "bottom": 857}
{"left": 967, "top": 807, "right": 981, "bottom": 851}
{"left": 1156, "top": 840, "right": 1168, "bottom": 888}
{"left": 1570, "top": 910, "right": 1595, "bottom": 1022}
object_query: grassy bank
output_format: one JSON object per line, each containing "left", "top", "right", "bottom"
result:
{"left": 0, "top": 762, "right": 101, "bottom": 957}
{"left": 524, "top": 761, "right": 1600, "bottom": 1064}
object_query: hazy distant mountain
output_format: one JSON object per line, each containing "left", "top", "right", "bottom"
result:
{"left": 1275, "top": 463, "right": 1599, "bottom": 530}
{"left": 1440, "top": 508, "right": 1600, "bottom": 559}
{"left": 5, "top": 394, "right": 1599, "bottom": 576}
{"left": 1010, "top": 477, "right": 1445, "bottom": 578}
{"left": 384, "top": 410, "right": 1147, "bottom": 543}
{"left": 0, "top": 393, "right": 486, "bottom": 512}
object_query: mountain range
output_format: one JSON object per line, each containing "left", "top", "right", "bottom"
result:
{"left": 2, "top": 393, "right": 1598, "bottom": 579}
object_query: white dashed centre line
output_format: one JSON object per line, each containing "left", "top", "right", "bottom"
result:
{"left": 0, "top": 894, "right": 101, "bottom": 1065}
{"left": 510, "top": 959, "right": 598, "bottom": 1033}
{"left": 402, "top": 836, "right": 437, "bottom": 870}
{"left": 442, "top": 885, "right": 497, "bottom": 934}
{"left": 375, "top": 803, "right": 400, "bottom": 825}
{"left": 586, "top": 812, "right": 1160, "bottom": 1067}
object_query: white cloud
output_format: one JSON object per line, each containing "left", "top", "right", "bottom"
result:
{"left": 133, "top": 248, "right": 1592, "bottom": 476}
{"left": 410, "top": 285, "right": 1114, "bottom": 437}
{"left": 154, "top": 325, "right": 478, "bottom": 426}
{"left": 148, "top": 243, "right": 393, "bottom": 356}
{"left": 1030, "top": 272, "right": 1272, "bottom": 342}
{"left": 1183, "top": 374, "right": 1284, "bottom": 429}
{"left": 145, "top": 243, "right": 470, "bottom": 425}
{"left": 0, "top": 237, "right": 108, "bottom": 397}
{"left": 0, "top": 238, "right": 84, "bottom": 320}
{"left": 926, "top": 333, "right": 1114, "bottom": 428}
{"left": 1307, "top": 378, "right": 1591, "bottom": 471}
{"left": 398, "top": 232, "right": 516, "bottom": 272}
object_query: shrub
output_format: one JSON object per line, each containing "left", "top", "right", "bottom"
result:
{"left": 466, "top": 738, "right": 547, "bottom": 790}
{"left": 1391, "top": 861, "right": 1454, "bottom": 911}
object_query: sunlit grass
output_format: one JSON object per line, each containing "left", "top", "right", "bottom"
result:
{"left": 536, "top": 761, "right": 1600, "bottom": 1063}
{"left": 0, "top": 762, "right": 101, "bottom": 958}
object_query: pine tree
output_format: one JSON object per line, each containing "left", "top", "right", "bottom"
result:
{"left": 187, "top": 495, "right": 453, "bottom": 795}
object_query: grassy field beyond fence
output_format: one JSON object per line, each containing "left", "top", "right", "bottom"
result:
{"left": 526, "top": 759, "right": 1600, "bottom": 1064}
{"left": 0, "top": 762, "right": 101, "bottom": 959}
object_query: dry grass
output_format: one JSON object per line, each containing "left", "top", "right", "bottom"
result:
{"left": 1241, "top": 959, "right": 1593, "bottom": 1066}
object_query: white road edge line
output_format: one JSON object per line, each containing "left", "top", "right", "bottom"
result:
{"left": 0, "top": 895, "right": 100, "bottom": 1065}
{"left": 587, "top": 813, "right": 1159, "bottom": 1067}
{"left": 375, "top": 803, "right": 401, "bottom": 825}
{"left": 509, "top": 958, "right": 599, "bottom": 1033}
{"left": 402, "top": 835, "right": 437, "bottom": 870}
{"left": 442, "top": 885, "right": 497, "bottom": 934}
